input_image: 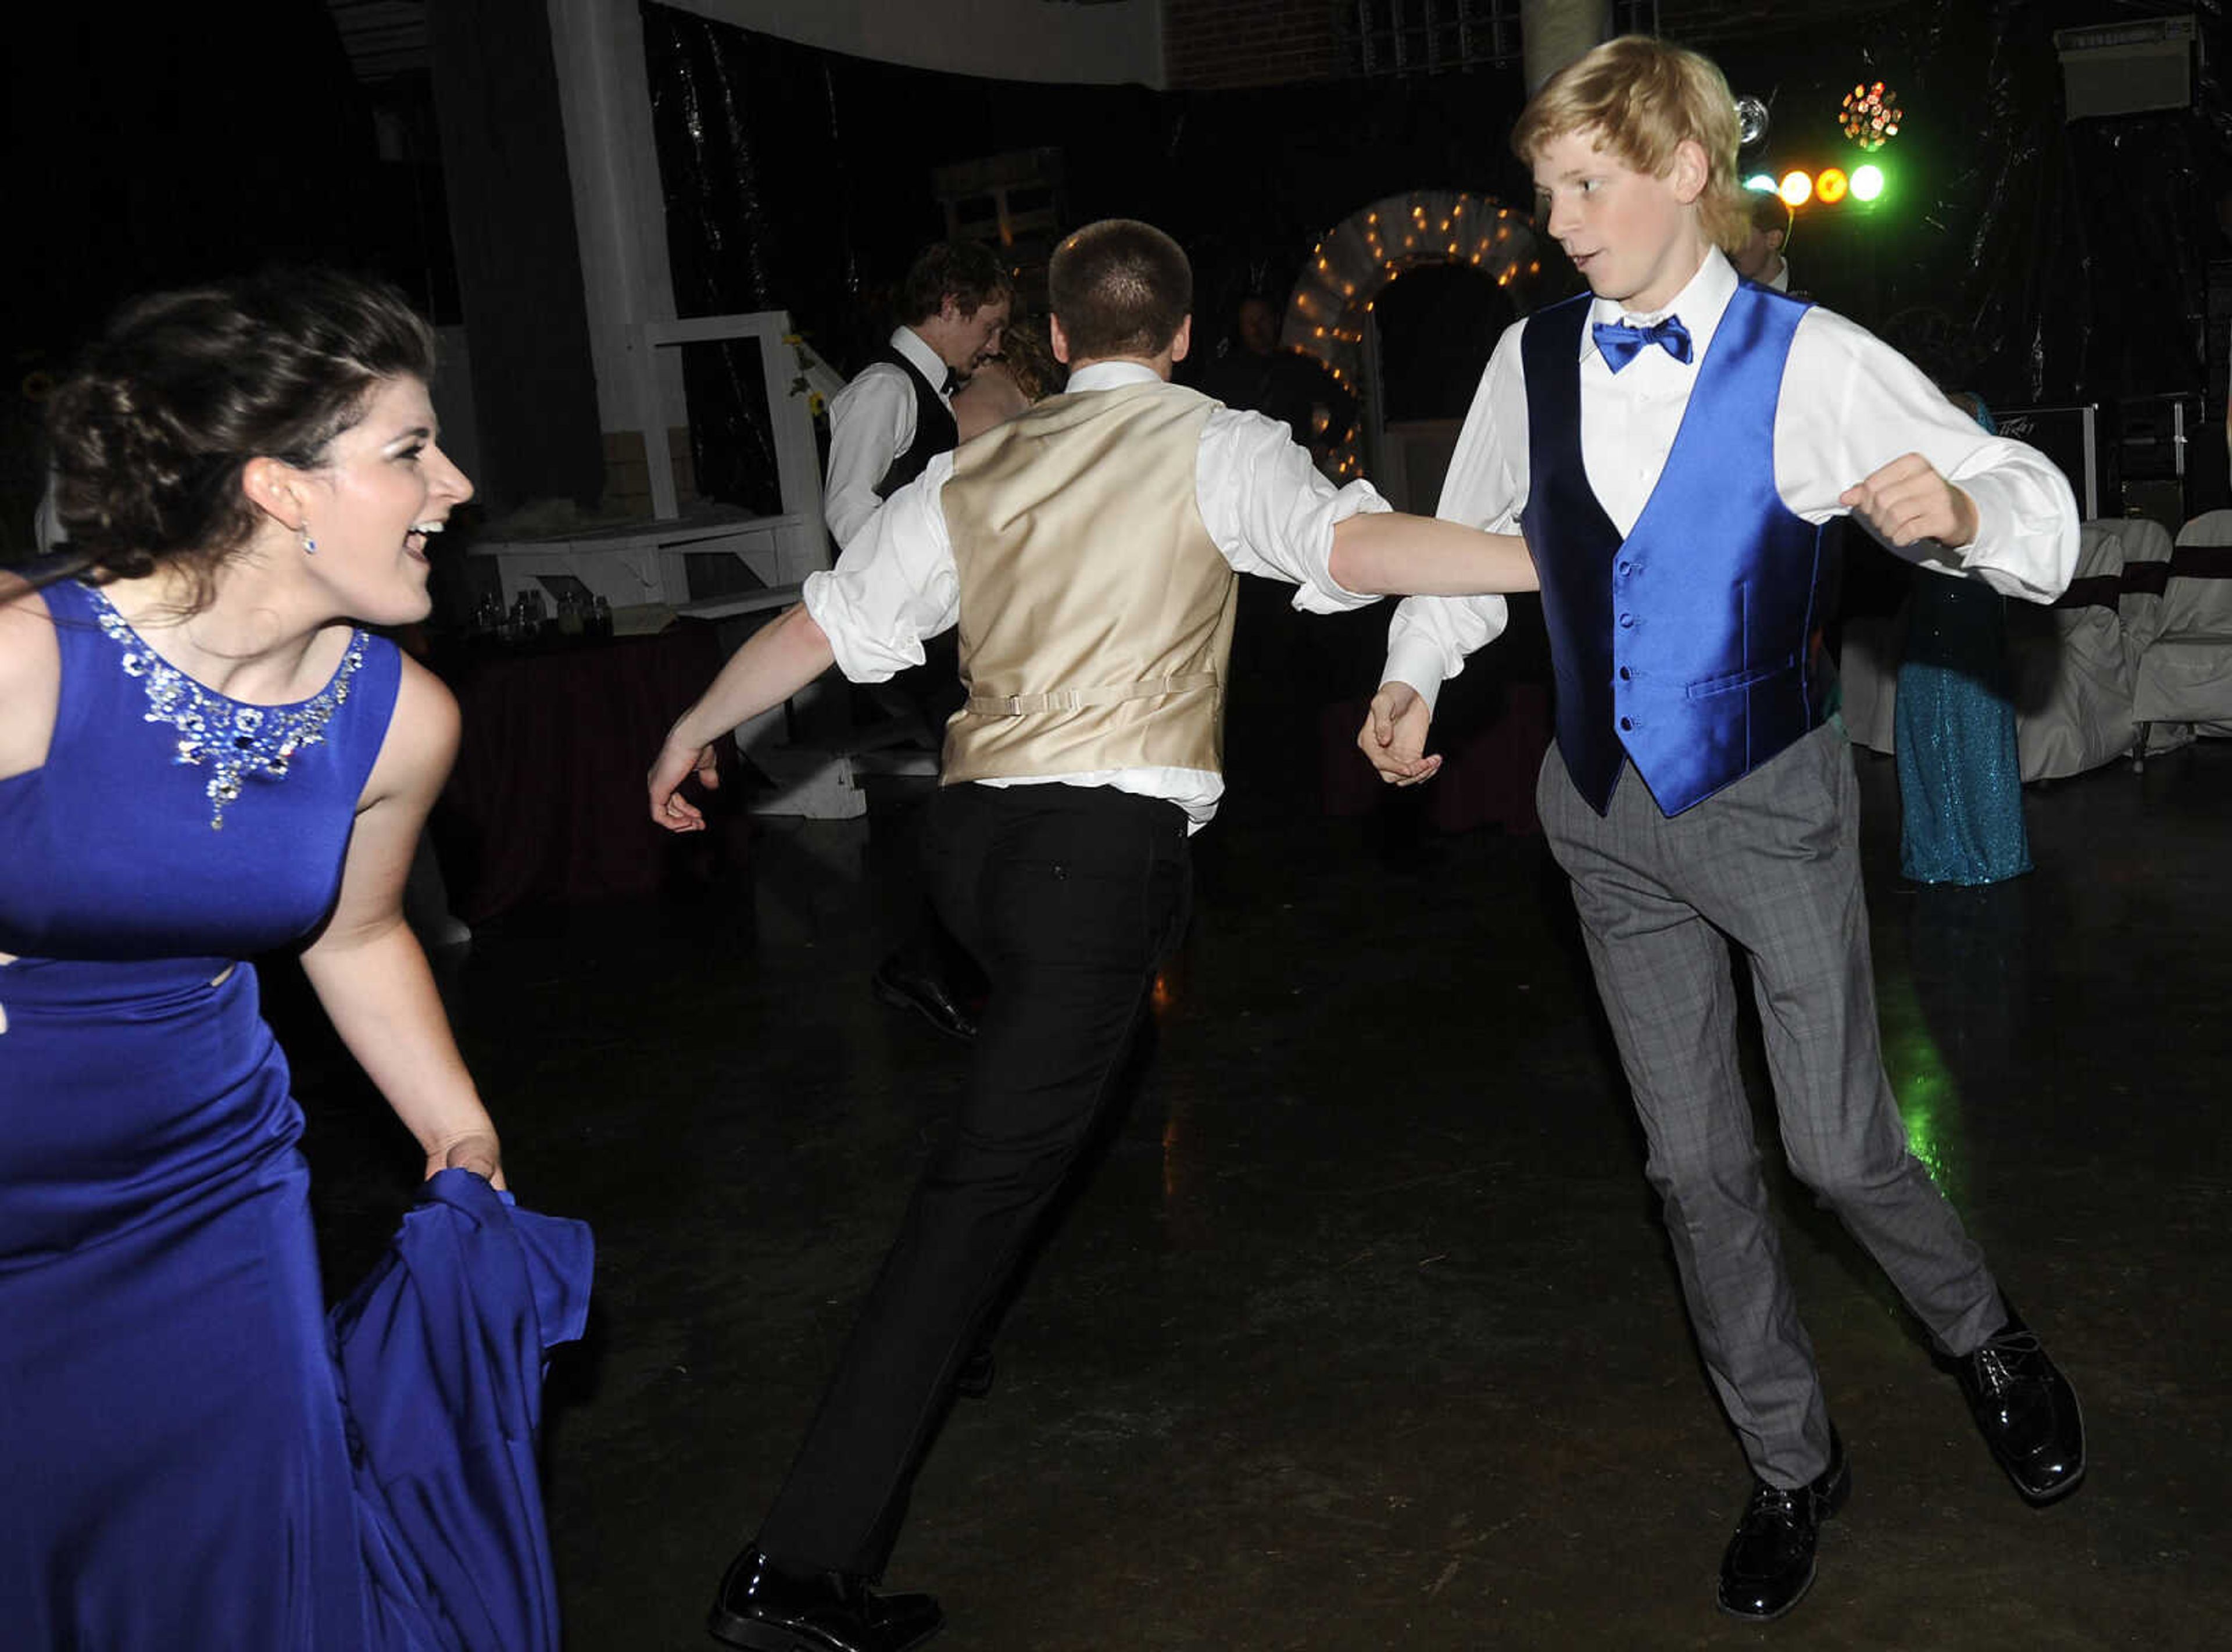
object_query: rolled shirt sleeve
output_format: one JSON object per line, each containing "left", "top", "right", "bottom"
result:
{"left": 1197, "top": 405, "right": 1390, "bottom": 613}
{"left": 802, "top": 454, "right": 960, "bottom": 683}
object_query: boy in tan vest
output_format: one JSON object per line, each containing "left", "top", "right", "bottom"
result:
{"left": 649, "top": 218, "right": 1537, "bottom": 1652}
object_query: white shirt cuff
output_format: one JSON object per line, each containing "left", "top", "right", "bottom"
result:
{"left": 1933, "top": 471, "right": 2076, "bottom": 606}
{"left": 1382, "top": 634, "right": 1453, "bottom": 713}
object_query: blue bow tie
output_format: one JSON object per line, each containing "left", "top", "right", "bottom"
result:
{"left": 1592, "top": 316, "right": 1694, "bottom": 373}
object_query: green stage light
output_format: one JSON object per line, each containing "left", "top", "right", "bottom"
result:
{"left": 1851, "top": 163, "right": 1886, "bottom": 202}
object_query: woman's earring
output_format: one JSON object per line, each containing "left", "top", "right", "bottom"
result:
{"left": 301, "top": 523, "right": 318, "bottom": 555}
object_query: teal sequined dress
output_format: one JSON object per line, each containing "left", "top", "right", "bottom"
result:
{"left": 1894, "top": 401, "right": 2033, "bottom": 885}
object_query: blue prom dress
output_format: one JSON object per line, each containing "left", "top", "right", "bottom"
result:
{"left": 0, "top": 578, "right": 591, "bottom": 1650}
{"left": 1894, "top": 402, "right": 2033, "bottom": 885}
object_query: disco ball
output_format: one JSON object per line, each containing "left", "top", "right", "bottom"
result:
{"left": 1735, "top": 95, "right": 1770, "bottom": 148}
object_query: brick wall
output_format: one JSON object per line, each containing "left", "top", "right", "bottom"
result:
{"left": 1160, "top": 0, "right": 1919, "bottom": 92}
{"left": 1164, "top": 0, "right": 1346, "bottom": 90}
{"left": 1657, "top": 0, "right": 1914, "bottom": 38}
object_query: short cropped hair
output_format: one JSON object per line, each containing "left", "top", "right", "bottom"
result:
{"left": 1511, "top": 35, "right": 1749, "bottom": 256}
{"left": 896, "top": 241, "right": 1015, "bottom": 326}
{"left": 1047, "top": 219, "right": 1192, "bottom": 362}
{"left": 1745, "top": 187, "right": 1793, "bottom": 246}
{"left": 46, "top": 268, "right": 435, "bottom": 605}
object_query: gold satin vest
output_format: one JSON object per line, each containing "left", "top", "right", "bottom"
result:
{"left": 939, "top": 378, "right": 1237, "bottom": 785}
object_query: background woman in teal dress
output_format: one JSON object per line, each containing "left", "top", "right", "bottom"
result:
{"left": 1894, "top": 394, "right": 2034, "bottom": 885}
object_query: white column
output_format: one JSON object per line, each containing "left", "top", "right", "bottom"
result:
{"left": 543, "top": 0, "right": 686, "bottom": 439}
{"left": 1521, "top": 0, "right": 1612, "bottom": 93}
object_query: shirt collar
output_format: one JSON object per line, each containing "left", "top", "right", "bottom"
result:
{"left": 892, "top": 326, "right": 953, "bottom": 402}
{"left": 1064, "top": 360, "right": 1163, "bottom": 393}
{"left": 1579, "top": 248, "right": 1739, "bottom": 364}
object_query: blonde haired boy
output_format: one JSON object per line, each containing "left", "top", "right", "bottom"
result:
{"left": 1361, "top": 34, "right": 2087, "bottom": 1622}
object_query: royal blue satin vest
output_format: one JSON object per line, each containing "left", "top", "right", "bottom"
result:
{"left": 1521, "top": 283, "right": 1833, "bottom": 817}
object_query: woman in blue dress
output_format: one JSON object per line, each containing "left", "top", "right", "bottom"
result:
{"left": 1894, "top": 394, "right": 2033, "bottom": 885}
{"left": 1, "top": 271, "right": 584, "bottom": 1649}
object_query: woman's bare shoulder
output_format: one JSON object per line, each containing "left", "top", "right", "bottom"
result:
{"left": 357, "top": 648, "right": 460, "bottom": 810}
{"left": 0, "top": 580, "right": 62, "bottom": 780}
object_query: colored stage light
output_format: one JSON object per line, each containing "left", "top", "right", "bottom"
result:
{"left": 1779, "top": 170, "right": 1814, "bottom": 207}
{"left": 1816, "top": 167, "right": 1850, "bottom": 203}
{"left": 1745, "top": 173, "right": 1777, "bottom": 192}
{"left": 1850, "top": 163, "right": 1886, "bottom": 202}
{"left": 1839, "top": 81, "right": 1902, "bottom": 152}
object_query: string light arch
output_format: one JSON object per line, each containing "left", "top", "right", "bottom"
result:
{"left": 1280, "top": 188, "right": 1544, "bottom": 479}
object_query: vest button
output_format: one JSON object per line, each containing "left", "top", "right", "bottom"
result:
{"left": 1619, "top": 666, "right": 1632, "bottom": 680}
{"left": 1619, "top": 716, "right": 1634, "bottom": 731}
{"left": 1618, "top": 613, "right": 1634, "bottom": 628}
{"left": 1617, "top": 559, "right": 1632, "bottom": 576}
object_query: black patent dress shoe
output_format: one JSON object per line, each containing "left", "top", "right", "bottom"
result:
{"left": 1716, "top": 1429, "right": 1851, "bottom": 1622}
{"left": 708, "top": 1547, "right": 943, "bottom": 1652}
{"left": 953, "top": 1345, "right": 995, "bottom": 1400}
{"left": 871, "top": 954, "right": 979, "bottom": 1043}
{"left": 1952, "top": 1308, "right": 2086, "bottom": 1503}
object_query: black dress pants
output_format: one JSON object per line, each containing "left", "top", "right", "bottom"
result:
{"left": 756, "top": 781, "right": 1192, "bottom": 1578}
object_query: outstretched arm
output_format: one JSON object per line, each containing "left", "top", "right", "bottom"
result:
{"left": 1329, "top": 512, "right": 1537, "bottom": 597}
{"left": 648, "top": 602, "right": 836, "bottom": 832}
{"left": 1350, "top": 326, "right": 1529, "bottom": 789}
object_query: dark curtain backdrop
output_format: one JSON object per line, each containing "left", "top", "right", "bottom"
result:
{"left": 1701, "top": 0, "right": 2230, "bottom": 409}
{"left": 639, "top": 2, "right": 1534, "bottom": 375}
{"left": 643, "top": 0, "right": 2229, "bottom": 420}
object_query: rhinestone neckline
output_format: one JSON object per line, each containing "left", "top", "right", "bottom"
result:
{"left": 85, "top": 584, "right": 369, "bottom": 830}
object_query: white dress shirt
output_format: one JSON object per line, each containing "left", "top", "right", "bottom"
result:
{"left": 824, "top": 326, "right": 954, "bottom": 551}
{"left": 1386, "top": 248, "right": 2078, "bottom": 706}
{"left": 804, "top": 360, "right": 1391, "bottom": 825}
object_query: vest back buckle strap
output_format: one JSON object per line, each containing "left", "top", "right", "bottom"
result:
{"left": 967, "top": 671, "right": 1219, "bottom": 718}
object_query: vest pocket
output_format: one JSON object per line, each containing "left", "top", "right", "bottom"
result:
{"left": 1683, "top": 654, "right": 1798, "bottom": 699}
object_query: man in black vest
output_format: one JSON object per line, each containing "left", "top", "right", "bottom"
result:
{"left": 824, "top": 243, "right": 1014, "bottom": 548}
{"left": 1732, "top": 187, "right": 1794, "bottom": 294}
{"left": 827, "top": 244, "right": 1014, "bottom": 1043}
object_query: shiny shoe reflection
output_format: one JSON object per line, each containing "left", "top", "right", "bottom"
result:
{"left": 1953, "top": 1307, "right": 2086, "bottom": 1503}
{"left": 707, "top": 1547, "right": 943, "bottom": 1652}
{"left": 871, "top": 954, "right": 979, "bottom": 1043}
{"left": 953, "top": 1345, "right": 995, "bottom": 1400}
{"left": 1716, "top": 1429, "right": 1850, "bottom": 1622}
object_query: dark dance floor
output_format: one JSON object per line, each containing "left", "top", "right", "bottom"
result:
{"left": 285, "top": 733, "right": 2231, "bottom": 1651}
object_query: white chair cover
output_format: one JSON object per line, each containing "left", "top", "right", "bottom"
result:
{"left": 2101, "top": 516, "right": 2186, "bottom": 755}
{"left": 2132, "top": 509, "right": 2232, "bottom": 738}
{"left": 2108, "top": 516, "right": 2176, "bottom": 655}
{"left": 2007, "top": 521, "right": 2137, "bottom": 780}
